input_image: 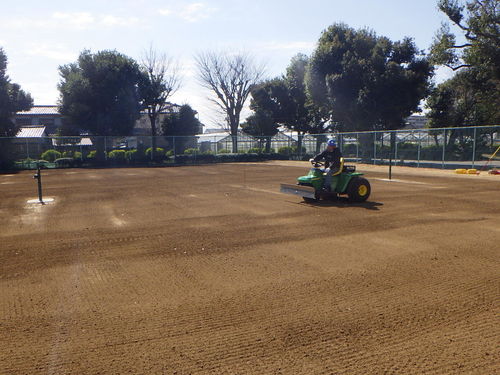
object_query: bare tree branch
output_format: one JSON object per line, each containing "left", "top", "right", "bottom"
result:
{"left": 139, "top": 45, "right": 182, "bottom": 158}
{"left": 195, "top": 51, "right": 265, "bottom": 147}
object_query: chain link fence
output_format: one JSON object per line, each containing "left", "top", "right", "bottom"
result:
{"left": 1, "top": 126, "right": 498, "bottom": 170}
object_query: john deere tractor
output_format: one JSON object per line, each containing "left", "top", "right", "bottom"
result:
{"left": 280, "top": 158, "right": 371, "bottom": 202}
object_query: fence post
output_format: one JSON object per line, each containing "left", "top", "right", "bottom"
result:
{"left": 394, "top": 132, "right": 398, "bottom": 165}
{"left": 373, "top": 132, "right": 377, "bottom": 165}
{"left": 288, "top": 134, "right": 291, "bottom": 159}
{"left": 441, "top": 129, "right": 446, "bottom": 169}
{"left": 26, "top": 138, "right": 29, "bottom": 160}
{"left": 472, "top": 127, "right": 477, "bottom": 168}
{"left": 417, "top": 131, "right": 421, "bottom": 168}
{"left": 173, "top": 137, "right": 176, "bottom": 160}
{"left": 356, "top": 133, "right": 359, "bottom": 161}
{"left": 104, "top": 136, "right": 108, "bottom": 161}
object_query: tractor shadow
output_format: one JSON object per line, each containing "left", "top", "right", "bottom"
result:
{"left": 300, "top": 197, "right": 383, "bottom": 211}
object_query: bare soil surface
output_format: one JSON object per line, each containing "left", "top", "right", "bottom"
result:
{"left": 1, "top": 162, "right": 499, "bottom": 374}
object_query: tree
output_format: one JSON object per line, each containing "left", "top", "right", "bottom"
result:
{"left": 307, "top": 23, "right": 433, "bottom": 132}
{"left": 426, "top": 69, "right": 498, "bottom": 149}
{"left": 428, "top": 0, "right": 499, "bottom": 129}
{"left": 162, "top": 104, "right": 201, "bottom": 152}
{"left": 0, "top": 48, "right": 33, "bottom": 137}
{"left": 195, "top": 51, "right": 265, "bottom": 152}
{"left": 139, "top": 47, "right": 181, "bottom": 160}
{"left": 58, "top": 50, "right": 142, "bottom": 159}
{"left": 0, "top": 48, "right": 33, "bottom": 170}
{"left": 430, "top": 0, "right": 499, "bottom": 77}
{"left": 241, "top": 108, "right": 278, "bottom": 153}
{"left": 246, "top": 54, "right": 330, "bottom": 153}
{"left": 162, "top": 104, "right": 201, "bottom": 136}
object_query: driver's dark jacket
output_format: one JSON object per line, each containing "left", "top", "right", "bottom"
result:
{"left": 313, "top": 148, "right": 342, "bottom": 169}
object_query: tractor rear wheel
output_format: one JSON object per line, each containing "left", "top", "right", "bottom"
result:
{"left": 347, "top": 177, "right": 371, "bottom": 202}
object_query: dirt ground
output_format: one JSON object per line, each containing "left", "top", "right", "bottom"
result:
{"left": 0, "top": 162, "right": 498, "bottom": 374}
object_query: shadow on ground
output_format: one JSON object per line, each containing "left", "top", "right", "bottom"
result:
{"left": 300, "top": 197, "right": 383, "bottom": 211}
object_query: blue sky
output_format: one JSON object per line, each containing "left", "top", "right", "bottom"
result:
{"left": 0, "top": 0, "right": 454, "bottom": 127}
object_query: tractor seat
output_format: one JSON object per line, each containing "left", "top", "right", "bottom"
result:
{"left": 323, "top": 158, "right": 344, "bottom": 176}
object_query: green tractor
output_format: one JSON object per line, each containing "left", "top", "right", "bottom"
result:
{"left": 280, "top": 158, "right": 371, "bottom": 202}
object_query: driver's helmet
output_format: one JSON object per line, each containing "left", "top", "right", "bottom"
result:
{"left": 327, "top": 139, "right": 337, "bottom": 147}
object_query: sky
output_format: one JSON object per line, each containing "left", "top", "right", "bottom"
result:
{"left": 0, "top": 0, "right": 455, "bottom": 129}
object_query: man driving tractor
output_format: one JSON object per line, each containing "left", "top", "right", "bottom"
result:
{"left": 311, "top": 139, "right": 342, "bottom": 191}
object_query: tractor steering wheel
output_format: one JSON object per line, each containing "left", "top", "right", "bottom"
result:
{"left": 310, "top": 159, "right": 324, "bottom": 168}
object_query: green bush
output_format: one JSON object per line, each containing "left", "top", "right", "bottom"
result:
{"left": 278, "top": 146, "right": 293, "bottom": 154}
{"left": 73, "top": 151, "right": 82, "bottom": 160}
{"left": 40, "top": 149, "right": 62, "bottom": 162}
{"left": 125, "top": 149, "right": 143, "bottom": 162}
{"left": 55, "top": 157, "right": 75, "bottom": 168}
{"left": 248, "top": 147, "right": 263, "bottom": 154}
{"left": 420, "top": 145, "right": 443, "bottom": 160}
{"left": 62, "top": 151, "right": 73, "bottom": 158}
{"left": 165, "top": 150, "right": 174, "bottom": 157}
{"left": 145, "top": 147, "right": 166, "bottom": 161}
{"left": 108, "top": 150, "right": 127, "bottom": 163}
{"left": 183, "top": 148, "right": 198, "bottom": 155}
{"left": 86, "top": 150, "right": 97, "bottom": 159}
{"left": 217, "top": 149, "right": 230, "bottom": 154}
{"left": 342, "top": 143, "right": 358, "bottom": 155}
{"left": 293, "top": 146, "right": 307, "bottom": 154}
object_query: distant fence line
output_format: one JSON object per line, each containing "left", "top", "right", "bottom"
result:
{"left": 1, "top": 125, "right": 499, "bottom": 170}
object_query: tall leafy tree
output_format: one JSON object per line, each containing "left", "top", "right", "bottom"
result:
{"left": 242, "top": 109, "right": 278, "bottom": 153}
{"left": 0, "top": 48, "right": 33, "bottom": 137}
{"left": 247, "top": 54, "right": 329, "bottom": 152}
{"left": 428, "top": 0, "right": 499, "bottom": 128}
{"left": 430, "top": 0, "right": 499, "bottom": 77}
{"left": 0, "top": 48, "right": 33, "bottom": 170}
{"left": 58, "top": 50, "right": 142, "bottom": 138}
{"left": 162, "top": 104, "right": 201, "bottom": 153}
{"left": 307, "top": 23, "right": 433, "bottom": 132}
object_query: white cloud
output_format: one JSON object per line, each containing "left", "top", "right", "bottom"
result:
{"left": 25, "top": 43, "right": 78, "bottom": 62}
{"left": 101, "top": 15, "right": 140, "bottom": 27}
{"left": 0, "top": 12, "right": 140, "bottom": 31}
{"left": 158, "top": 2, "right": 216, "bottom": 23}
{"left": 158, "top": 8, "right": 172, "bottom": 16}
{"left": 180, "top": 3, "right": 216, "bottom": 22}
{"left": 52, "top": 12, "right": 96, "bottom": 29}
{"left": 259, "top": 41, "right": 316, "bottom": 51}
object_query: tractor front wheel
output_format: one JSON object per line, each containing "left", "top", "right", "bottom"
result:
{"left": 347, "top": 177, "right": 371, "bottom": 202}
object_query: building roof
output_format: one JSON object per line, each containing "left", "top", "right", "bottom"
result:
{"left": 16, "top": 105, "right": 60, "bottom": 116}
{"left": 16, "top": 103, "right": 184, "bottom": 117}
{"left": 16, "top": 126, "right": 47, "bottom": 138}
{"left": 196, "top": 131, "right": 257, "bottom": 143}
{"left": 51, "top": 137, "right": 93, "bottom": 146}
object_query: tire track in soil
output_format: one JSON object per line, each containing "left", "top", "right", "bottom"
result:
{"left": 1, "top": 164, "right": 499, "bottom": 374}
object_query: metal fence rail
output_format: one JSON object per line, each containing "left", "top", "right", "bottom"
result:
{"left": 1, "top": 125, "right": 499, "bottom": 170}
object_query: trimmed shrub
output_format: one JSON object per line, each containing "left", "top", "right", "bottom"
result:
{"left": 247, "top": 147, "right": 263, "bottom": 154}
{"left": 73, "top": 151, "right": 83, "bottom": 160}
{"left": 40, "top": 149, "right": 62, "bottom": 162}
{"left": 86, "top": 150, "right": 97, "bottom": 159}
{"left": 108, "top": 150, "right": 127, "bottom": 163}
{"left": 165, "top": 150, "right": 174, "bottom": 157}
{"left": 420, "top": 145, "right": 443, "bottom": 161}
{"left": 145, "top": 147, "right": 166, "bottom": 161}
{"left": 183, "top": 148, "right": 198, "bottom": 155}
{"left": 125, "top": 149, "right": 143, "bottom": 162}
{"left": 55, "top": 158, "right": 75, "bottom": 168}
{"left": 217, "top": 149, "right": 230, "bottom": 154}
{"left": 62, "top": 151, "right": 74, "bottom": 158}
{"left": 278, "top": 146, "right": 293, "bottom": 155}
